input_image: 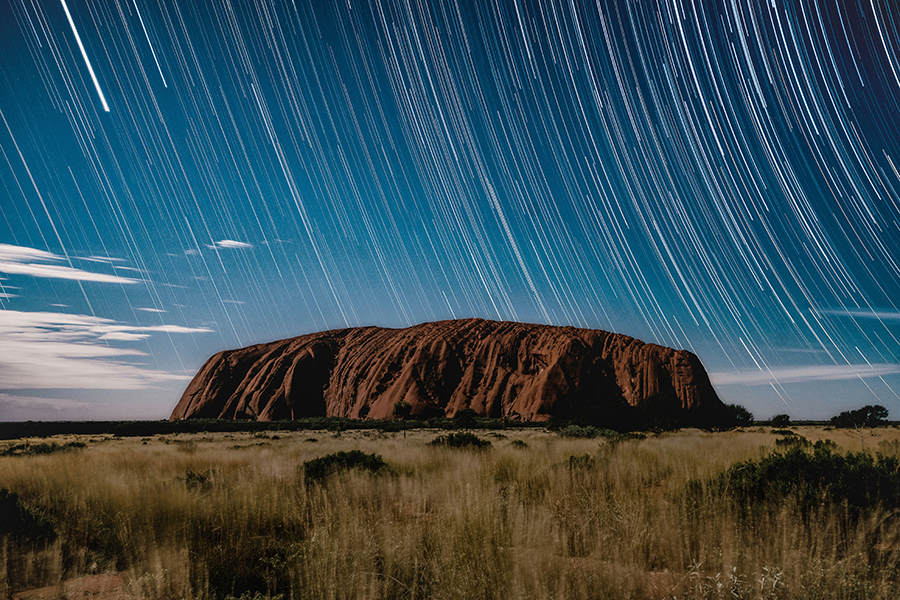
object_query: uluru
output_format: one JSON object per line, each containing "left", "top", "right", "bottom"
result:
{"left": 170, "top": 319, "right": 725, "bottom": 427}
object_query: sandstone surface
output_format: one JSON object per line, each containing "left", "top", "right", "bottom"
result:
{"left": 170, "top": 319, "right": 723, "bottom": 422}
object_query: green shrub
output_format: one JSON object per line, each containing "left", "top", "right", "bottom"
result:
{"left": 510, "top": 439, "right": 528, "bottom": 448}
{"left": 428, "top": 431, "right": 491, "bottom": 450}
{"left": 558, "top": 425, "right": 614, "bottom": 438}
{"left": 302, "top": 450, "right": 392, "bottom": 481}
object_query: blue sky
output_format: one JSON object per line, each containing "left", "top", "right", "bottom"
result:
{"left": 1, "top": 0, "right": 900, "bottom": 421}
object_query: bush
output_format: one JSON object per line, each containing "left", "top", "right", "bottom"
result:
{"left": 0, "top": 489, "right": 55, "bottom": 543}
{"left": 607, "top": 431, "right": 647, "bottom": 445}
{"left": 770, "top": 414, "right": 791, "bottom": 427}
{"left": 302, "top": 450, "right": 392, "bottom": 481}
{"left": 428, "top": 432, "right": 491, "bottom": 450}
{"left": 717, "top": 403, "right": 754, "bottom": 429}
{"left": 184, "top": 469, "right": 213, "bottom": 491}
{"left": 452, "top": 408, "right": 478, "bottom": 429}
{"left": 567, "top": 453, "right": 595, "bottom": 469}
{"left": 558, "top": 425, "right": 611, "bottom": 439}
{"left": 774, "top": 433, "right": 810, "bottom": 448}
{"left": 717, "top": 445, "right": 900, "bottom": 519}
{"left": 0, "top": 441, "right": 86, "bottom": 457}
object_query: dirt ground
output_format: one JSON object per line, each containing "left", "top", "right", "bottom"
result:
{"left": 13, "top": 574, "right": 127, "bottom": 600}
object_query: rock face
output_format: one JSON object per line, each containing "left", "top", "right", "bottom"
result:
{"left": 170, "top": 318, "right": 723, "bottom": 423}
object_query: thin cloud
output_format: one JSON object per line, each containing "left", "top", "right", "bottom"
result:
{"left": 0, "top": 244, "right": 140, "bottom": 285}
{"left": 211, "top": 239, "right": 253, "bottom": 249}
{"left": 0, "top": 310, "right": 212, "bottom": 389}
{"left": 0, "top": 393, "right": 97, "bottom": 421}
{"left": 710, "top": 364, "right": 900, "bottom": 386}
{"left": 79, "top": 255, "right": 126, "bottom": 264}
{"left": 136, "top": 307, "right": 167, "bottom": 313}
{"left": 821, "top": 308, "right": 900, "bottom": 321}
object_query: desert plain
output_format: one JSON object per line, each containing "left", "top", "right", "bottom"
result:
{"left": 3, "top": 425, "right": 900, "bottom": 600}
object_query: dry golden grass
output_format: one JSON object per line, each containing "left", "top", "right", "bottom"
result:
{"left": 1, "top": 426, "right": 900, "bottom": 599}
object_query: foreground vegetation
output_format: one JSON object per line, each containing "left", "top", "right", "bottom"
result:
{"left": 2, "top": 426, "right": 900, "bottom": 599}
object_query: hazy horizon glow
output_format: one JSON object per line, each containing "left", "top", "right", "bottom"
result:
{"left": 2, "top": 1, "right": 900, "bottom": 421}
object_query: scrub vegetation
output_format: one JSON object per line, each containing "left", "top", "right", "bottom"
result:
{"left": 2, "top": 426, "right": 900, "bottom": 599}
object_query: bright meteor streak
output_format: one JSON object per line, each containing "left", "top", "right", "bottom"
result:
{"left": 60, "top": 0, "right": 110, "bottom": 112}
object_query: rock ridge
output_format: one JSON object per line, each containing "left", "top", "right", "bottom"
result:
{"left": 170, "top": 318, "right": 723, "bottom": 423}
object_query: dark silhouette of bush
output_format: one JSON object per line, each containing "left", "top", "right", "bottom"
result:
{"left": 770, "top": 414, "right": 791, "bottom": 427}
{"left": 719, "top": 403, "right": 754, "bottom": 429}
{"left": 302, "top": 450, "right": 391, "bottom": 481}
{"left": 774, "top": 433, "right": 810, "bottom": 448}
{"left": 0, "top": 441, "right": 86, "bottom": 457}
{"left": 452, "top": 408, "right": 478, "bottom": 429}
{"left": 830, "top": 404, "right": 889, "bottom": 428}
{"left": 608, "top": 431, "right": 647, "bottom": 445}
{"left": 392, "top": 401, "right": 412, "bottom": 421}
{"left": 428, "top": 431, "right": 491, "bottom": 450}
{"left": 0, "top": 489, "right": 55, "bottom": 543}
{"left": 567, "top": 453, "right": 595, "bottom": 470}
{"left": 558, "top": 425, "right": 614, "bottom": 438}
{"left": 718, "top": 445, "right": 900, "bottom": 520}
{"left": 184, "top": 469, "right": 213, "bottom": 491}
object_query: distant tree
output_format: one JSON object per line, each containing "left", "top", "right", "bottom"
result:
{"left": 727, "top": 404, "right": 754, "bottom": 428}
{"left": 453, "top": 408, "right": 478, "bottom": 429}
{"left": 392, "top": 401, "right": 412, "bottom": 421}
{"left": 770, "top": 414, "right": 791, "bottom": 428}
{"left": 629, "top": 391, "right": 681, "bottom": 431}
{"left": 830, "top": 405, "right": 889, "bottom": 428}
{"left": 704, "top": 403, "right": 754, "bottom": 430}
{"left": 416, "top": 404, "right": 446, "bottom": 420}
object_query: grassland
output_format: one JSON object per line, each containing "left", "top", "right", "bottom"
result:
{"left": 2, "top": 426, "right": 900, "bottom": 599}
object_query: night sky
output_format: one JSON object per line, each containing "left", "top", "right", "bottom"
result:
{"left": 2, "top": 0, "right": 899, "bottom": 421}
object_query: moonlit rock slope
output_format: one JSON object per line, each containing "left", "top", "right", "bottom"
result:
{"left": 170, "top": 319, "right": 722, "bottom": 422}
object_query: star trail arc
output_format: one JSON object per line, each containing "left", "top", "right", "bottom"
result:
{"left": 0, "top": 0, "right": 899, "bottom": 420}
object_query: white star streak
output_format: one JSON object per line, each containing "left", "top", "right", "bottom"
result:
{"left": 60, "top": 0, "right": 110, "bottom": 112}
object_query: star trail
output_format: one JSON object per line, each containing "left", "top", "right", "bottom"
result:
{"left": 1, "top": 0, "right": 899, "bottom": 420}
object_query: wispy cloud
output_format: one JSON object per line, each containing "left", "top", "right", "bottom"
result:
{"left": 0, "top": 310, "right": 212, "bottom": 389}
{"left": 821, "top": 308, "right": 900, "bottom": 321}
{"left": 0, "top": 393, "right": 98, "bottom": 421}
{"left": 210, "top": 239, "right": 253, "bottom": 249}
{"left": 710, "top": 363, "right": 900, "bottom": 386}
{"left": 0, "top": 244, "right": 140, "bottom": 285}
